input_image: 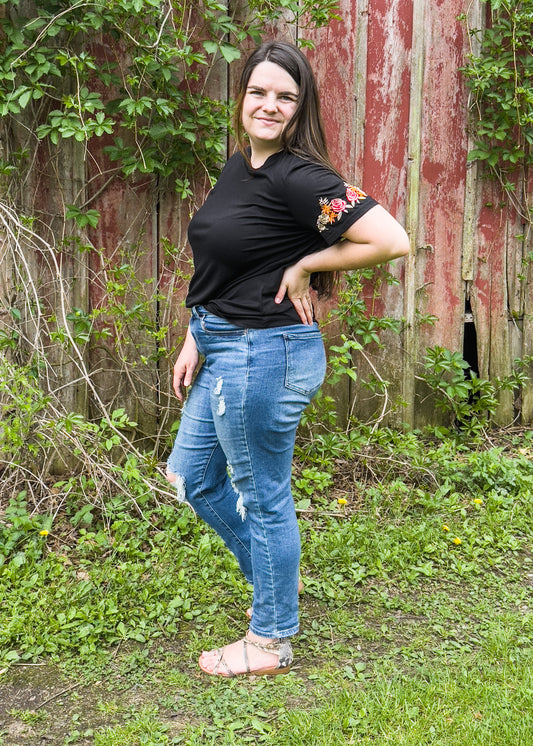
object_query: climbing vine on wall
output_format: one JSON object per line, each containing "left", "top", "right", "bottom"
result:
{"left": 0, "top": 0, "right": 339, "bottom": 197}
{"left": 460, "top": 0, "right": 532, "bottom": 225}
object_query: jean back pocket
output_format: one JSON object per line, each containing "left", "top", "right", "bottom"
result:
{"left": 284, "top": 330, "right": 326, "bottom": 398}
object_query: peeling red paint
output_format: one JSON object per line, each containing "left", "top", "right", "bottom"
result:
{"left": 63, "top": 0, "right": 531, "bottom": 427}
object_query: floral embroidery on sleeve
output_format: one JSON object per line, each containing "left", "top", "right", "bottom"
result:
{"left": 317, "top": 183, "right": 368, "bottom": 232}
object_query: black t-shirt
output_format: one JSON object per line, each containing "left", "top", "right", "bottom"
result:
{"left": 186, "top": 150, "right": 378, "bottom": 328}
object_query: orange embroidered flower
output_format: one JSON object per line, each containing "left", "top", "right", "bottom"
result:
{"left": 317, "top": 183, "right": 368, "bottom": 232}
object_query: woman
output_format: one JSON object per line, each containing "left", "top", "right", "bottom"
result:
{"left": 166, "top": 41, "right": 409, "bottom": 677}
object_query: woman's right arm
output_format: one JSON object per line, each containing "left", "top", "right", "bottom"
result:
{"left": 173, "top": 325, "right": 199, "bottom": 401}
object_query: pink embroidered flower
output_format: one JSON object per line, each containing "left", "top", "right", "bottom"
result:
{"left": 345, "top": 187, "right": 357, "bottom": 203}
{"left": 345, "top": 184, "right": 367, "bottom": 204}
{"left": 329, "top": 198, "right": 347, "bottom": 213}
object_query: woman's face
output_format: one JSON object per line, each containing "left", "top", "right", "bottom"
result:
{"left": 241, "top": 60, "right": 299, "bottom": 159}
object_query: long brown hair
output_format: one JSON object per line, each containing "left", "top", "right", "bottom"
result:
{"left": 234, "top": 41, "right": 340, "bottom": 298}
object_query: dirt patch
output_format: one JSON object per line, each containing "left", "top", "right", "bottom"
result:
{"left": 0, "top": 645, "right": 196, "bottom": 746}
{"left": 0, "top": 664, "right": 130, "bottom": 745}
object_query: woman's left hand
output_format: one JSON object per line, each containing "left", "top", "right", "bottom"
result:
{"left": 275, "top": 261, "right": 314, "bottom": 325}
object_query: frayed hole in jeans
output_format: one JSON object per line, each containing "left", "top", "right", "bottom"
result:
{"left": 236, "top": 494, "right": 247, "bottom": 521}
{"left": 228, "top": 463, "right": 247, "bottom": 521}
{"left": 166, "top": 469, "right": 187, "bottom": 503}
{"left": 214, "top": 377, "right": 226, "bottom": 416}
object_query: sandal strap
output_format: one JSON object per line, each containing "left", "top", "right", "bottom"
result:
{"left": 200, "top": 635, "right": 293, "bottom": 677}
{"left": 244, "top": 634, "right": 293, "bottom": 668}
{"left": 212, "top": 648, "right": 236, "bottom": 678}
{"left": 242, "top": 637, "right": 250, "bottom": 673}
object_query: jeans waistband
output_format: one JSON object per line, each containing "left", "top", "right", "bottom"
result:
{"left": 191, "top": 305, "right": 321, "bottom": 334}
{"left": 191, "top": 305, "right": 207, "bottom": 320}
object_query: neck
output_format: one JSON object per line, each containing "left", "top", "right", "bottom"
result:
{"left": 249, "top": 143, "right": 281, "bottom": 169}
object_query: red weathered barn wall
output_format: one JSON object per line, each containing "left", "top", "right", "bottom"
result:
{"left": 305, "top": 0, "right": 532, "bottom": 426}
{"left": 5, "top": 0, "right": 531, "bottom": 437}
{"left": 305, "top": 0, "right": 475, "bottom": 426}
{"left": 305, "top": 0, "right": 414, "bottom": 422}
{"left": 82, "top": 0, "right": 533, "bottom": 429}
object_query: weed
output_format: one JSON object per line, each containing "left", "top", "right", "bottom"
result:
{"left": 421, "top": 346, "right": 532, "bottom": 434}
{"left": 2, "top": 396, "right": 533, "bottom": 745}
{"left": 8, "top": 709, "right": 48, "bottom": 725}
{"left": 93, "top": 706, "right": 169, "bottom": 746}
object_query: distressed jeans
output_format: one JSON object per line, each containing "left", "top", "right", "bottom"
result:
{"left": 166, "top": 306, "right": 326, "bottom": 638}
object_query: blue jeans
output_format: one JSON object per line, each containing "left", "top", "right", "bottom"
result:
{"left": 166, "top": 306, "right": 326, "bottom": 638}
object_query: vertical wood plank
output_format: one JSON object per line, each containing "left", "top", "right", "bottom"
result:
{"left": 353, "top": 0, "right": 369, "bottom": 177}
{"left": 308, "top": 0, "right": 412, "bottom": 425}
{"left": 358, "top": 0, "right": 412, "bottom": 425}
{"left": 305, "top": 0, "right": 361, "bottom": 423}
{"left": 306, "top": 0, "right": 359, "bottom": 176}
{"left": 403, "top": 0, "right": 425, "bottom": 428}
{"left": 521, "top": 215, "right": 533, "bottom": 423}
{"left": 412, "top": 0, "right": 472, "bottom": 425}
{"left": 157, "top": 31, "right": 230, "bottom": 450}
{"left": 471, "top": 184, "right": 514, "bottom": 422}
{"left": 86, "top": 167, "right": 158, "bottom": 440}
{"left": 461, "top": 2, "right": 483, "bottom": 287}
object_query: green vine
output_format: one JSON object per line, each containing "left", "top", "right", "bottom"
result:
{"left": 460, "top": 0, "right": 532, "bottom": 224}
{"left": 0, "top": 0, "right": 339, "bottom": 198}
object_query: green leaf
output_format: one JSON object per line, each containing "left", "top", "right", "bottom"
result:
{"left": 202, "top": 40, "right": 219, "bottom": 55}
{"left": 4, "top": 650, "right": 20, "bottom": 662}
{"left": 219, "top": 43, "right": 241, "bottom": 64}
{"left": 17, "top": 88, "right": 32, "bottom": 108}
{"left": 13, "top": 552, "right": 25, "bottom": 567}
{"left": 467, "top": 149, "right": 490, "bottom": 161}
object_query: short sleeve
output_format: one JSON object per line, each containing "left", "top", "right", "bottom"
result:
{"left": 282, "top": 158, "right": 378, "bottom": 246}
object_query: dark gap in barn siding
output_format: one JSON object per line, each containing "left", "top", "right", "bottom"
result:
{"left": 463, "top": 298, "right": 479, "bottom": 377}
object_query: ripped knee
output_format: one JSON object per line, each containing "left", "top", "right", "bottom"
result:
{"left": 166, "top": 468, "right": 187, "bottom": 502}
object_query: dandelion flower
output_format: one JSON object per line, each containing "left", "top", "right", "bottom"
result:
{"left": 39, "top": 530, "right": 49, "bottom": 537}
{"left": 473, "top": 498, "right": 483, "bottom": 505}
{"left": 337, "top": 498, "right": 348, "bottom": 506}
{"left": 442, "top": 524, "right": 450, "bottom": 532}
{"left": 453, "top": 537, "right": 462, "bottom": 545}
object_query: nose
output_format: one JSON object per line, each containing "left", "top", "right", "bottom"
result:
{"left": 262, "top": 94, "right": 278, "bottom": 113}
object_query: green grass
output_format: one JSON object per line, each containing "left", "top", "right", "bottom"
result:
{"left": 1, "top": 427, "right": 532, "bottom": 744}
